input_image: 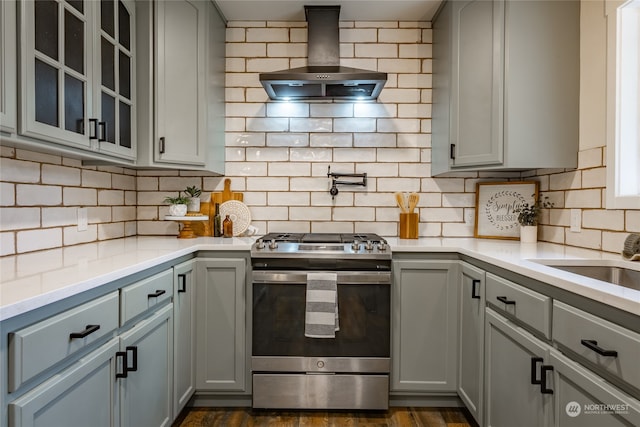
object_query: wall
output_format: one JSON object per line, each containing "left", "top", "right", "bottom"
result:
{"left": 0, "top": 146, "right": 137, "bottom": 256}
{"left": 1, "top": 1, "right": 639, "bottom": 257}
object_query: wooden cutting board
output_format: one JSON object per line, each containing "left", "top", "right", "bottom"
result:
{"left": 211, "top": 178, "right": 244, "bottom": 205}
{"left": 193, "top": 178, "right": 244, "bottom": 237}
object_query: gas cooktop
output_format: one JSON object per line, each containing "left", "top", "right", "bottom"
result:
{"left": 251, "top": 232, "right": 390, "bottom": 259}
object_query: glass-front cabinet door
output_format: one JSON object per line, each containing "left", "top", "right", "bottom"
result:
{"left": 96, "top": 0, "right": 135, "bottom": 159}
{"left": 19, "top": 0, "right": 135, "bottom": 160}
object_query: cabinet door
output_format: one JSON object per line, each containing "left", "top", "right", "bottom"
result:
{"left": 19, "top": 0, "right": 93, "bottom": 148}
{"left": 196, "top": 258, "right": 247, "bottom": 392}
{"left": 173, "top": 260, "right": 196, "bottom": 416}
{"left": 548, "top": 348, "right": 640, "bottom": 427}
{"left": 119, "top": 304, "right": 173, "bottom": 427}
{"left": 9, "top": 338, "right": 119, "bottom": 427}
{"left": 458, "top": 262, "right": 485, "bottom": 425}
{"left": 450, "top": 0, "right": 503, "bottom": 167}
{"left": 155, "top": 0, "right": 206, "bottom": 166}
{"left": 1, "top": 0, "right": 16, "bottom": 133}
{"left": 391, "top": 259, "right": 458, "bottom": 392}
{"left": 485, "top": 309, "right": 552, "bottom": 427}
{"left": 94, "top": 0, "right": 136, "bottom": 160}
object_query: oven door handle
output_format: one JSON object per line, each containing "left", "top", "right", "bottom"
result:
{"left": 252, "top": 270, "right": 391, "bottom": 285}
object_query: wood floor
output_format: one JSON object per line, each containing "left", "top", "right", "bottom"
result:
{"left": 173, "top": 407, "right": 477, "bottom": 427}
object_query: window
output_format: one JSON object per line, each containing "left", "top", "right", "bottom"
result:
{"left": 607, "top": 0, "right": 640, "bottom": 209}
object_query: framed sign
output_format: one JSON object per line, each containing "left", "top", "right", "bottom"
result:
{"left": 474, "top": 181, "right": 538, "bottom": 239}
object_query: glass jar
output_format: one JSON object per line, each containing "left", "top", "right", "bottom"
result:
{"left": 223, "top": 214, "right": 233, "bottom": 238}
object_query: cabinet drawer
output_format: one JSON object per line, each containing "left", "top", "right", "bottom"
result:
{"left": 553, "top": 300, "right": 640, "bottom": 392}
{"left": 120, "top": 269, "right": 173, "bottom": 325}
{"left": 8, "top": 291, "right": 119, "bottom": 392}
{"left": 485, "top": 273, "right": 551, "bottom": 338}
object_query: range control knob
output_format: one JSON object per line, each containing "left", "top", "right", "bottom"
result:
{"left": 377, "top": 241, "right": 388, "bottom": 251}
{"left": 351, "top": 240, "right": 361, "bottom": 251}
{"left": 256, "top": 238, "right": 265, "bottom": 249}
{"left": 269, "top": 239, "right": 278, "bottom": 250}
{"left": 365, "top": 240, "right": 374, "bottom": 251}
{"left": 317, "top": 360, "right": 325, "bottom": 369}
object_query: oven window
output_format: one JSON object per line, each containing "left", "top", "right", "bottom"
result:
{"left": 252, "top": 283, "right": 390, "bottom": 357}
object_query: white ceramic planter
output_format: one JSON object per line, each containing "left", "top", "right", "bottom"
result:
{"left": 169, "top": 204, "right": 188, "bottom": 217}
{"left": 187, "top": 197, "right": 201, "bottom": 213}
{"left": 520, "top": 225, "right": 538, "bottom": 243}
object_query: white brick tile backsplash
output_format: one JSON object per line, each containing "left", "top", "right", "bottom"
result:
{"left": 268, "top": 162, "right": 311, "bottom": 177}
{"left": 378, "top": 58, "right": 422, "bottom": 73}
{"left": 267, "top": 133, "right": 309, "bottom": 147}
{"left": 226, "top": 132, "right": 266, "bottom": 146}
{"left": 0, "top": 232, "right": 15, "bottom": 256}
{"left": 98, "top": 190, "right": 125, "bottom": 206}
{"left": 582, "top": 209, "right": 625, "bottom": 231}
{"left": 62, "top": 187, "right": 98, "bottom": 206}
{"left": 0, "top": 158, "right": 40, "bottom": 183}
{"left": 0, "top": 208, "right": 40, "bottom": 231}
{"left": 41, "top": 164, "right": 81, "bottom": 186}
{"left": 17, "top": 228, "right": 62, "bottom": 253}
{"left": 310, "top": 133, "right": 352, "bottom": 147}
{"left": 224, "top": 162, "right": 269, "bottom": 177}
{"left": 227, "top": 43, "right": 266, "bottom": 58}
{"left": 353, "top": 103, "right": 396, "bottom": 118}
{"left": 246, "top": 147, "right": 290, "bottom": 162}
{"left": 333, "top": 118, "right": 375, "bottom": 133}
{"left": 354, "top": 133, "right": 396, "bottom": 147}
{"left": 16, "top": 149, "right": 61, "bottom": 165}
{"left": 627, "top": 211, "right": 640, "bottom": 232}
{"left": 246, "top": 28, "right": 289, "bottom": 42}
{"left": 1, "top": 182, "right": 14, "bottom": 206}
{"left": 565, "top": 189, "right": 602, "bottom": 208}
{"left": 247, "top": 57, "right": 290, "bottom": 72}
{"left": 333, "top": 148, "right": 376, "bottom": 163}
{"left": 81, "top": 170, "right": 111, "bottom": 188}
{"left": 290, "top": 148, "right": 333, "bottom": 162}
{"left": 290, "top": 206, "right": 331, "bottom": 221}
{"left": 565, "top": 228, "right": 602, "bottom": 250}
{"left": 42, "top": 207, "right": 77, "bottom": 227}
{"left": 247, "top": 117, "right": 289, "bottom": 132}
{"left": 332, "top": 207, "right": 375, "bottom": 221}
{"left": 268, "top": 192, "right": 310, "bottom": 206}
{"left": 88, "top": 207, "right": 112, "bottom": 224}
{"left": 267, "top": 42, "right": 306, "bottom": 57}
{"left": 378, "top": 118, "right": 420, "bottom": 133}
{"left": 113, "top": 206, "right": 136, "bottom": 222}
{"left": 340, "top": 28, "right": 376, "bottom": 43}
{"left": 98, "top": 223, "right": 125, "bottom": 240}
{"left": 17, "top": 184, "right": 62, "bottom": 206}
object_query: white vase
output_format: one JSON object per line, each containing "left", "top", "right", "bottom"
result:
{"left": 169, "top": 204, "right": 188, "bottom": 217}
{"left": 187, "top": 197, "right": 201, "bottom": 213}
{"left": 520, "top": 225, "right": 538, "bottom": 243}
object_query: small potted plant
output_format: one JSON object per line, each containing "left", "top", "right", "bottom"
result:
{"left": 515, "top": 194, "right": 554, "bottom": 243}
{"left": 184, "top": 185, "right": 202, "bottom": 213}
{"left": 164, "top": 193, "right": 190, "bottom": 217}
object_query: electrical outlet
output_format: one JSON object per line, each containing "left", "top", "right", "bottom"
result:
{"left": 570, "top": 209, "right": 581, "bottom": 232}
{"left": 77, "top": 207, "right": 88, "bottom": 231}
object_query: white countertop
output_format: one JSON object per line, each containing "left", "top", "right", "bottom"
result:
{"left": 1, "top": 236, "right": 639, "bottom": 321}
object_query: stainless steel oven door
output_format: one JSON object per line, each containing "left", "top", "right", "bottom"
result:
{"left": 252, "top": 270, "right": 391, "bottom": 364}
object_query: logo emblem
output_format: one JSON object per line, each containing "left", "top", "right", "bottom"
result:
{"left": 565, "top": 401, "right": 581, "bottom": 417}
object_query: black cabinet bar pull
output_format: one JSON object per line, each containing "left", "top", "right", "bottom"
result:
{"left": 471, "top": 279, "right": 481, "bottom": 299}
{"left": 126, "top": 346, "right": 138, "bottom": 372}
{"left": 540, "top": 365, "right": 554, "bottom": 394}
{"left": 159, "top": 137, "right": 166, "bottom": 154}
{"left": 497, "top": 296, "right": 516, "bottom": 305}
{"left": 70, "top": 324, "right": 100, "bottom": 339}
{"left": 530, "top": 357, "right": 543, "bottom": 385}
{"left": 147, "top": 289, "right": 166, "bottom": 298}
{"left": 89, "top": 118, "right": 98, "bottom": 140}
{"left": 450, "top": 143, "right": 456, "bottom": 160}
{"left": 178, "top": 274, "right": 187, "bottom": 293}
{"left": 98, "top": 121, "right": 106, "bottom": 142}
{"left": 581, "top": 339, "right": 618, "bottom": 357}
{"left": 115, "top": 351, "right": 128, "bottom": 378}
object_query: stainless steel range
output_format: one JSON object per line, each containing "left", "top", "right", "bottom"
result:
{"left": 251, "top": 233, "right": 391, "bottom": 410}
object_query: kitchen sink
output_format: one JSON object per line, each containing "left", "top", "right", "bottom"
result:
{"left": 534, "top": 261, "right": 640, "bottom": 291}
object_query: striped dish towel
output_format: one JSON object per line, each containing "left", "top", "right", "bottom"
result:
{"left": 304, "top": 272, "right": 339, "bottom": 338}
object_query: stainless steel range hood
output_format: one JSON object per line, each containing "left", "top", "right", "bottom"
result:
{"left": 259, "top": 6, "right": 387, "bottom": 101}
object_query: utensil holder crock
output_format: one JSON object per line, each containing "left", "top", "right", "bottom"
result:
{"left": 399, "top": 213, "right": 419, "bottom": 239}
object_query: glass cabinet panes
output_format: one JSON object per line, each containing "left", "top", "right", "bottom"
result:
{"left": 20, "top": 0, "right": 134, "bottom": 159}
{"left": 35, "top": 1, "right": 58, "bottom": 60}
{"left": 98, "top": 0, "right": 134, "bottom": 155}
{"left": 34, "top": 59, "right": 58, "bottom": 127}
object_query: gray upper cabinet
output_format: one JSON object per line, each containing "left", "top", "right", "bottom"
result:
{"left": 18, "top": 0, "right": 136, "bottom": 161}
{"left": 137, "top": 0, "right": 225, "bottom": 173}
{"left": 391, "top": 259, "right": 458, "bottom": 393}
{"left": 0, "top": 0, "right": 16, "bottom": 134}
{"left": 432, "top": 0, "right": 580, "bottom": 175}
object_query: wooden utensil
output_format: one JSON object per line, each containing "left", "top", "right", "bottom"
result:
{"left": 408, "top": 192, "right": 419, "bottom": 214}
{"left": 395, "top": 192, "right": 408, "bottom": 213}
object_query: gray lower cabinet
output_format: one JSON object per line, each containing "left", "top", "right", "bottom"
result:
{"left": 173, "top": 260, "right": 196, "bottom": 415}
{"left": 548, "top": 348, "right": 640, "bottom": 427}
{"left": 484, "top": 308, "right": 552, "bottom": 427}
{"left": 119, "top": 303, "right": 174, "bottom": 427}
{"left": 195, "top": 258, "right": 247, "bottom": 392}
{"left": 8, "top": 338, "right": 119, "bottom": 427}
{"left": 391, "top": 259, "right": 458, "bottom": 393}
{"left": 458, "top": 262, "right": 485, "bottom": 425}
